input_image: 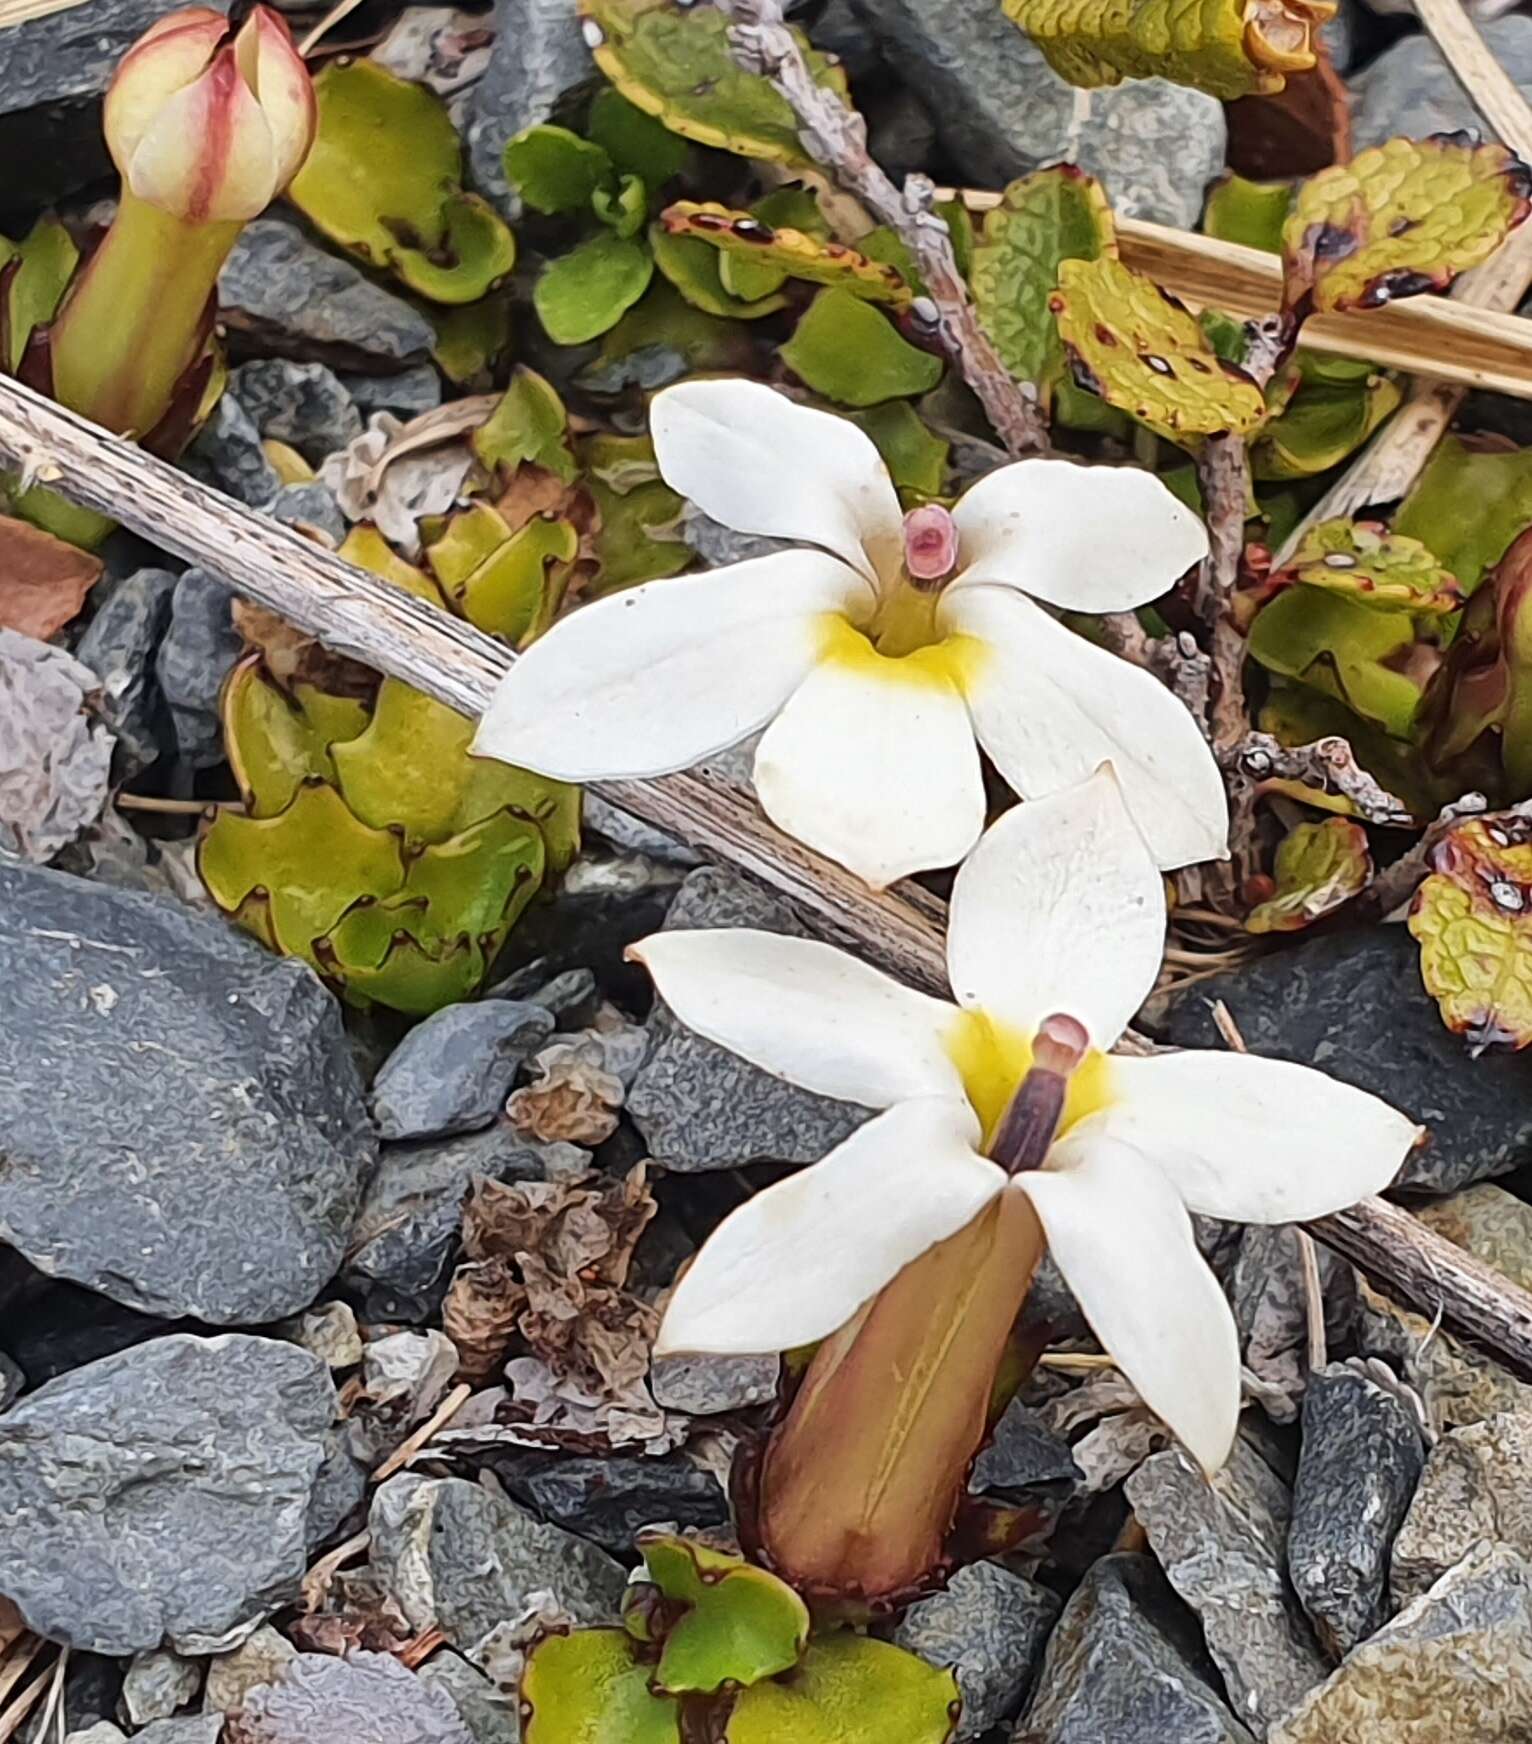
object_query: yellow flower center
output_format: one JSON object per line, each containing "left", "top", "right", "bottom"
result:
{"left": 816, "top": 608, "right": 989, "bottom": 691}
{"left": 946, "top": 1007, "right": 1113, "bottom": 1151}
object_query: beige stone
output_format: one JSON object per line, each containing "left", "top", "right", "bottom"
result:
{"left": 1392, "top": 1409, "right": 1532, "bottom": 1606}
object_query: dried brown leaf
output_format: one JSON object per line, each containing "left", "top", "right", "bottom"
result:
{"left": 0, "top": 513, "right": 101, "bottom": 640}
{"left": 230, "top": 600, "right": 377, "bottom": 698}
{"left": 442, "top": 1256, "right": 526, "bottom": 1383}
{"left": 506, "top": 1040, "right": 625, "bottom": 1145}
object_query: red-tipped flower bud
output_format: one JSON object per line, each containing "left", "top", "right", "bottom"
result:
{"left": 104, "top": 5, "right": 316, "bottom": 224}
{"left": 902, "top": 503, "right": 960, "bottom": 587}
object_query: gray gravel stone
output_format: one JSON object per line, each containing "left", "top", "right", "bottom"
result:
{"left": 499, "top": 848, "right": 687, "bottom": 996}
{"left": 0, "top": 863, "right": 375, "bottom": 1323}
{"left": 1014, "top": 1553, "right": 1255, "bottom": 1743}
{"left": 134, "top": 1721, "right": 223, "bottom": 1744}
{"left": 849, "top": 0, "right": 1223, "bottom": 226}
{"left": 155, "top": 568, "right": 243, "bottom": 770}
{"left": 487, "top": 1449, "right": 728, "bottom": 1555}
{"left": 1161, "top": 926, "right": 1532, "bottom": 1193}
{"left": 202, "top": 1628, "right": 297, "bottom": 1716}
{"left": 1124, "top": 1441, "right": 1328, "bottom": 1733}
{"left": 371, "top": 1000, "right": 556, "bottom": 1141}
{"left": 65, "top": 1728, "right": 127, "bottom": 1744}
{"left": 233, "top": 1651, "right": 472, "bottom": 1744}
{"left": 182, "top": 398, "right": 283, "bottom": 509}
{"left": 342, "top": 366, "right": 444, "bottom": 420}
{"left": 123, "top": 1650, "right": 202, "bottom": 1725}
{"left": 1391, "top": 1408, "right": 1532, "bottom": 1607}
{"left": 1287, "top": 1364, "right": 1425, "bottom": 1657}
{"left": 649, "top": 1352, "right": 779, "bottom": 1415}
{"left": 230, "top": 360, "right": 363, "bottom": 464}
{"left": 973, "top": 1398, "right": 1082, "bottom": 1500}
{"left": 271, "top": 482, "right": 348, "bottom": 545}
{"left": 1230, "top": 1226, "right": 1353, "bottom": 1422}
{"left": 369, "top": 1475, "right": 626, "bottom": 1656}
{"left": 1270, "top": 1543, "right": 1532, "bottom": 1742}
{"left": 627, "top": 867, "right": 870, "bottom": 1170}
{"left": 0, "top": 1335, "right": 335, "bottom": 1655}
{"left": 0, "top": 1353, "right": 21, "bottom": 1409}
{"left": 417, "top": 1655, "right": 519, "bottom": 1744}
{"left": 1350, "top": 17, "right": 1532, "bottom": 153}
{"left": 221, "top": 221, "right": 436, "bottom": 371}
{"left": 74, "top": 567, "right": 177, "bottom": 778}
{"left": 894, "top": 1562, "right": 1059, "bottom": 1739}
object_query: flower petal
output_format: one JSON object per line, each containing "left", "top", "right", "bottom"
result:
{"left": 104, "top": 8, "right": 225, "bottom": 174}
{"left": 1100, "top": 1050, "right": 1421, "bottom": 1222}
{"left": 753, "top": 655, "right": 987, "bottom": 888}
{"left": 630, "top": 927, "right": 964, "bottom": 1108}
{"left": 1015, "top": 1130, "right": 1240, "bottom": 1476}
{"left": 235, "top": 6, "right": 316, "bottom": 191}
{"left": 127, "top": 47, "right": 279, "bottom": 222}
{"left": 943, "top": 583, "right": 1229, "bottom": 870}
{"left": 472, "top": 550, "right": 869, "bottom": 781}
{"left": 950, "top": 457, "right": 1209, "bottom": 613}
{"left": 650, "top": 379, "right": 904, "bottom": 586}
{"left": 946, "top": 767, "right": 1164, "bottom": 1050}
{"left": 655, "top": 1097, "right": 1003, "bottom": 1355}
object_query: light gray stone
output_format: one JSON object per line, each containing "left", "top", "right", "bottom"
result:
{"left": 1392, "top": 1408, "right": 1532, "bottom": 1607}
{"left": 1287, "top": 1364, "right": 1425, "bottom": 1657}
{"left": 203, "top": 1627, "right": 298, "bottom": 1716}
{"left": 233, "top": 1652, "right": 471, "bottom": 1744}
{"left": 123, "top": 1650, "right": 202, "bottom": 1724}
{"left": 371, "top": 1000, "right": 556, "bottom": 1140}
{"left": 0, "top": 1335, "right": 335, "bottom": 1655}
{"left": 155, "top": 568, "right": 243, "bottom": 770}
{"left": 1124, "top": 1441, "right": 1328, "bottom": 1733}
{"left": 894, "top": 1562, "right": 1059, "bottom": 1738}
{"left": 65, "top": 1728, "right": 127, "bottom": 1744}
{"left": 416, "top": 1654, "right": 520, "bottom": 1744}
{"left": 134, "top": 1721, "right": 222, "bottom": 1744}
{"left": 0, "top": 862, "right": 375, "bottom": 1323}
{"left": 1350, "top": 17, "right": 1532, "bottom": 154}
{"left": 648, "top": 1352, "right": 779, "bottom": 1415}
{"left": 230, "top": 360, "right": 363, "bottom": 464}
{"left": 278, "top": 1303, "right": 363, "bottom": 1371}
{"left": 627, "top": 867, "right": 869, "bottom": 1170}
{"left": 74, "top": 567, "right": 177, "bottom": 777}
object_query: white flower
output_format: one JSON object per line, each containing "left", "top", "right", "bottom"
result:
{"left": 473, "top": 379, "right": 1228, "bottom": 888}
{"left": 632, "top": 769, "right": 1419, "bottom": 1476}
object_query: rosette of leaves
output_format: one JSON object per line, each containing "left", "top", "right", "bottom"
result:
{"left": 1246, "top": 817, "right": 1372, "bottom": 933}
{"left": 199, "top": 654, "right": 578, "bottom": 1016}
{"left": 1249, "top": 354, "right": 1401, "bottom": 481}
{"left": 521, "top": 1531, "right": 959, "bottom": 1743}
{"left": 288, "top": 60, "right": 516, "bottom": 304}
{"left": 1002, "top": 0, "right": 1335, "bottom": 99}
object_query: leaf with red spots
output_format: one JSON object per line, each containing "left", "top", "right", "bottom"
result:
{"left": 1246, "top": 816, "right": 1371, "bottom": 933}
{"left": 1276, "top": 519, "right": 1463, "bottom": 614}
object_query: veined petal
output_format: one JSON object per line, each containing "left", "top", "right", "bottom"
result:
{"left": 946, "top": 768, "right": 1164, "bottom": 1050}
{"left": 1015, "top": 1131, "right": 1240, "bottom": 1477}
{"left": 471, "top": 550, "right": 869, "bottom": 781}
{"left": 1101, "top": 1051, "right": 1421, "bottom": 1222}
{"left": 655, "top": 1097, "right": 1003, "bottom": 1355}
{"left": 127, "top": 47, "right": 280, "bottom": 222}
{"left": 630, "top": 927, "right": 964, "bottom": 1108}
{"left": 650, "top": 379, "right": 904, "bottom": 587}
{"left": 950, "top": 457, "right": 1208, "bottom": 613}
{"left": 753, "top": 654, "right": 987, "bottom": 888}
{"left": 104, "top": 9, "right": 225, "bottom": 174}
{"left": 944, "top": 584, "right": 1229, "bottom": 871}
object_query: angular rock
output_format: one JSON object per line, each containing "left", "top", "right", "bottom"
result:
{"left": 849, "top": 0, "right": 1223, "bottom": 226}
{"left": 649, "top": 1352, "right": 779, "bottom": 1415}
{"left": 0, "top": 631, "right": 112, "bottom": 864}
{"left": 135, "top": 1721, "right": 223, "bottom": 1744}
{"left": 0, "top": 1335, "right": 335, "bottom": 1655}
{"left": 1270, "top": 1544, "right": 1532, "bottom": 1742}
{"left": 973, "top": 1398, "right": 1082, "bottom": 1499}
{"left": 221, "top": 221, "right": 435, "bottom": 371}
{"left": 1230, "top": 1226, "right": 1351, "bottom": 1423}
{"left": 203, "top": 1628, "right": 298, "bottom": 1716}
{"left": 271, "top": 482, "right": 347, "bottom": 545}
{"left": 229, "top": 361, "right": 363, "bottom": 464}
{"left": 1014, "top": 1553, "right": 1255, "bottom": 1743}
{"left": 0, "top": 863, "right": 375, "bottom": 1323}
{"left": 417, "top": 1653, "right": 520, "bottom": 1744}
{"left": 342, "top": 366, "right": 444, "bottom": 420}
{"left": 1287, "top": 1363, "right": 1425, "bottom": 1657}
{"left": 627, "top": 867, "right": 869, "bottom": 1170}
{"left": 370, "top": 1000, "right": 555, "bottom": 1141}
{"left": 487, "top": 1449, "right": 729, "bottom": 1555}
{"left": 894, "top": 1561, "right": 1059, "bottom": 1739}
{"left": 231, "top": 1651, "right": 471, "bottom": 1744}
{"left": 1392, "top": 1407, "right": 1532, "bottom": 1607}
{"left": 1124, "top": 1441, "right": 1328, "bottom": 1733}
{"left": 1161, "top": 926, "right": 1532, "bottom": 1192}
{"left": 155, "top": 568, "right": 243, "bottom": 770}
{"left": 1350, "top": 17, "right": 1532, "bottom": 153}
{"left": 341, "top": 1124, "right": 550, "bottom": 1323}
{"left": 182, "top": 398, "right": 283, "bottom": 509}
{"left": 0, "top": 1352, "right": 21, "bottom": 1409}
{"left": 65, "top": 1729, "right": 127, "bottom": 1744}
{"left": 368, "top": 1475, "right": 626, "bottom": 1656}
{"left": 306, "top": 1428, "right": 369, "bottom": 1545}
{"left": 278, "top": 1302, "right": 363, "bottom": 1371}
{"left": 74, "top": 567, "right": 178, "bottom": 778}
{"left": 123, "top": 1650, "right": 203, "bottom": 1724}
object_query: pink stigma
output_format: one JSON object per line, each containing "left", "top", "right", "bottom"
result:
{"left": 902, "top": 504, "right": 959, "bottom": 585}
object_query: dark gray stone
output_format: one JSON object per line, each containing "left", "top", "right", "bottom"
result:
{"left": 1014, "top": 1553, "right": 1255, "bottom": 1744}
{"left": 0, "top": 863, "right": 376, "bottom": 1323}
{"left": 307, "top": 1428, "right": 369, "bottom": 1546}
{"left": 155, "top": 568, "right": 243, "bottom": 770}
{"left": 182, "top": 398, "right": 283, "bottom": 509}
{"left": 465, "top": 0, "right": 595, "bottom": 220}
{"left": 488, "top": 1449, "right": 729, "bottom": 1554}
{"left": 369, "top": 1475, "right": 626, "bottom": 1655}
{"left": 417, "top": 1654, "right": 520, "bottom": 1744}
{"left": 1287, "top": 1364, "right": 1425, "bottom": 1657}
{"left": 235, "top": 1652, "right": 471, "bottom": 1744}
{"left": 230, "top": 360, "right": 363, "bottom": 464}
{"left": 74, "top": 567, "right": 177, "bottom": 777}
{"left": 0, "top": 0, "right": 228, "bottom": 212}
{"left": 894, "top": 1562, "right": 1060, "bottom": 1739}
{"left": 0, "top": 1352, "right": 21, "bottom": 1409}
{"left": 371, "top": 1000, "right": 556, "bottom": 1140}
{"left": 1231, "top": 1225, "right": 1352, "bottom": 1423}
{"left": 972, "top": 1398, "right": 1082, "bottom": 1507}
{"left": 1350, "top": 17, "right": 1532, "bottom": 154}
{"left": 1161, "top": 926, "right": 1532, "bottom": 1193}
{"left": 343, "top": 1124, "right": 549, "bottom": 1322}
{"left": 848, "top": 0, "right": 1223, "bottom": 226}
{"left": 270, "top": 481, "right": 348, "bottom": 544}
{"left": 221, "top": 221, "right": 436, "bottom": 371}
{"left": 1124, "top": 1442, "right": 1328, "bottom": 1733}
{"left": 0, "top": 1335, "right": 334, "bottom": 1655}
{"left": 342, "top": 365, "right": 444, "bottom": 420}
{"left": 627, "top": 867, "right": 870, "bottom": 1170}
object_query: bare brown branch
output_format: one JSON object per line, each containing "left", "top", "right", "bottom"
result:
{"left": 1228, "top": 732, "right": 1417, "bottom": 827}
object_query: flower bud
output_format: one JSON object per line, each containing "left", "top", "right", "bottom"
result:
{"left": 901, "top": 503, "right": 960, "bottom": 587}
{"left": 104, "top": 5, "right": 316, "bottom": 224}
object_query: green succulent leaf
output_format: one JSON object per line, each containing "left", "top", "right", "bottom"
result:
{"left": 660, "top": 201, "right": 913, "bottom": 305}
{"left": 1249, "top": 365, "right": 1401, "bottom": 480}
{"left": 221, "top": 656, "right": 366, "bottom": 815}
{"left": 535, "top": 230, "right": 656, "bottom": 344}
{"left": 1246, "top": 817, "right": 1372, "bottom": 934}
{"left": 852, "top": 402, "right": 950, "bottom": 496}
{"left": 2, "top": 214, "right": 79, "bottom": 372}
{"left": 504, "top": 124, "right": 615, "bottom": 215}
{"left": 473, "top": 367, "right": 580, "bottom": 483}
{"left": 649, "top": 225, "right": 789, "bottom": 319}
{"left": 339, "top": 525, "right": 449, "bottom": 607}
{"left": 1282, "top": 134, "right": 1532, "bottom": 315}
{"left": 587, "top": 86, "right": 689, "bottom": 185}
{"left": 1395, "top": 434, "right": 1532, "bottom": 595}
{"left": 780, "top": 287, "right": 943, "bottom": 407}
{"left": 583, "top": 436, "right": 688, "bottom": 594}
{"left": 290, "top": 61, "right": 516, "bottom": 304}
{"left": 1202, "top": 173, "right": 1295, "bottom": 254}
{"left": 1278, "top": 518, "right": 1463, "bottom": 614}
{"left": 971, "top": 166, "right": 1117, "bottom": 414}
{"left": 432, "top": 296, "right": 514, "bottom": 385}
{"left": 593, "top": 174, "right": 651, "bottom": 240}
{"left": 456, "top": 514, "right": 580, "bottom": 643}
{"left": 521, "top": 1628, "right": 680, "bottom": 1744}
{"left": 1050, "top": 255, "right": 1267, "bottom": 446}
{"left": 723, "top": 1634, "right": 960, "bottom": 1744}
{"left": 580, "top": 0, "right": 848, "bottom": 166}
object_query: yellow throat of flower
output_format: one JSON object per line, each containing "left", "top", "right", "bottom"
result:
{"left": 815, "top": 604, "right": 989, "bottom": 690}
{"left": 947, "top": 1008, "right": 1113, "bottom": 1149}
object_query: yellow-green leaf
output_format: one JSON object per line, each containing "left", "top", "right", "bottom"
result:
{"left": 660, "top": 201, "right": 912, "bottom": 305}
{"left": 1203, "top": 173, "right": 1295, "bottom": 254}
{"left": 1395, "top": 434, "right": 1532, "bottom": 595}
{"left": 473, "top": 367, "right": 579, "bottom": 482}
{"left": 1282, "top": 134, "right": 1532, "bottom": 315}
{"left": 1246, "top": 817, "right": 1372, "bottom": 933}
{"left": 1249, "top": 366, "right": 1401, "bottom": 480}
{"left": 723, "top": 1635, "right": 959, "bottom": 1744}
{"left": 2, "top": 214, "right": 78, "bottom": 372}
{"left": 521, "top": 1628, "right": 680, "bottom": 1744}
{"left": 780, "top": 286, "right": 942, "bottom": 407}
{"left": 221, "top": 655, "right": 366, "bottom": 816}
{"left": 1278, "top": 518, "right": 1463, "bottom": 614}
{"left": 535, "top": 231, "right": 655, "bottom": 344}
